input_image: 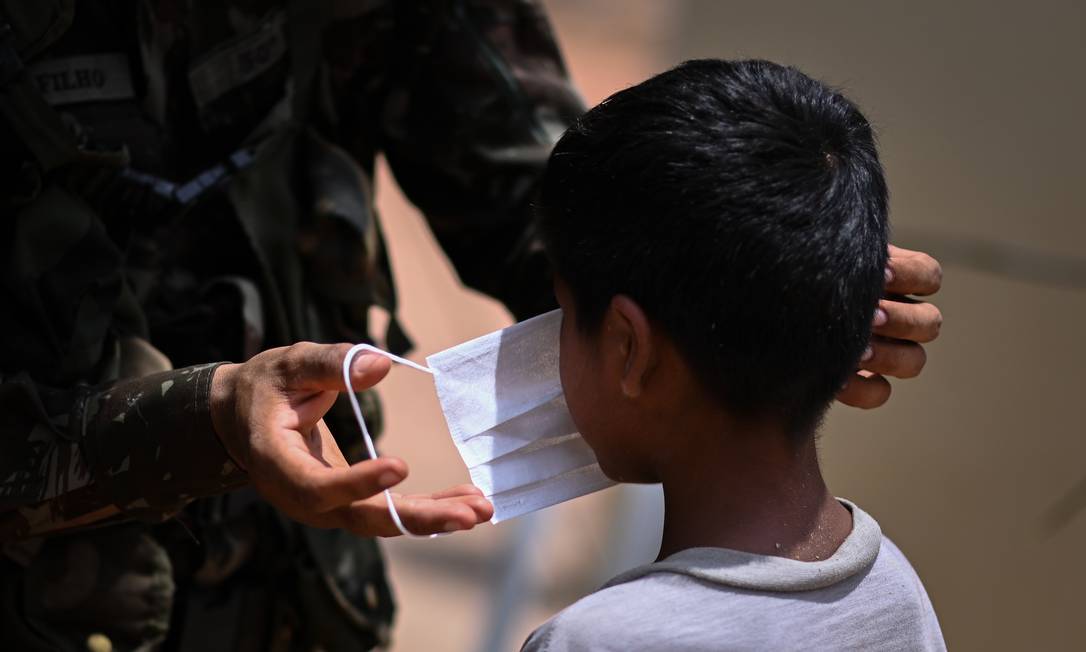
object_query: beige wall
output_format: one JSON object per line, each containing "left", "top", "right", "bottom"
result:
{"left": 376, "top": 1, "right": 1086, "bottom": 650}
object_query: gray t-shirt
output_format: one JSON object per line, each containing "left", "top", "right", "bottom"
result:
{"left": 523, "top": 501, "right": 945, "bottom": 651}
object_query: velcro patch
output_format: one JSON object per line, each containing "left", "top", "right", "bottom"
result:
{"left": 187, "top": 13, "right": 287, "bottom": 110}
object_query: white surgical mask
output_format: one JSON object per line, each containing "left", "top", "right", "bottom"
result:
{"left": 343, "top": 309, "right": 614, "bottom": 538}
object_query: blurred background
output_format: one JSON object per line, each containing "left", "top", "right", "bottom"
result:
{"left": 372, "top": 1, "right": 1085, "bottom": 650}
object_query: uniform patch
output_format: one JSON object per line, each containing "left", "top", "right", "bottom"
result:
{"left": 28, "top": 53, "right": 135, "bottom": 105}
{"left": 187, "top": 12, "right": 287, "bottom": 110}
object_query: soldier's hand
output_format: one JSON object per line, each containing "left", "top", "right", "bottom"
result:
{"left": 209, "top": 342, "right": 493, "bottom": 536}
{"left": 837, "top": 245, "right": 943, "bottom": 409}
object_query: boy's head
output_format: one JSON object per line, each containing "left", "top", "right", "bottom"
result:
{"left": 539, "top": 59, "right": 889, "bottom": 481}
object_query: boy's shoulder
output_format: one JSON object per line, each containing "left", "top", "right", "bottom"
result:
{"left": 521, "top": 571, "right": 716, "bottom": 652}
{"left": 522, "top": 502, "right": 945, "bottom": 652}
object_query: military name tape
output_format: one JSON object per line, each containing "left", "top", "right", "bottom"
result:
{"left": 28, "top": 53, "right": 136, "bottom": 106}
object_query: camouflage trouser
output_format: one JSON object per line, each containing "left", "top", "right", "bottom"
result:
{"left": 0, "top": 523, "right": 175, "bottom": 652}
{"left": 162, "top": 394, "right": 395, "bottom": 652}
{"left": 0, "top": 393, "right": 394, "bottom": 652}
{"left": 1, "top": 516, "right": 393, "bottom": 652}
{"left": 158, "top": 488, "right": 395, "bottom": 652}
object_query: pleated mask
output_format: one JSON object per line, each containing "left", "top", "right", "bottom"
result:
{"left": 343, "top": 309, "right": 614, "bottom": 537}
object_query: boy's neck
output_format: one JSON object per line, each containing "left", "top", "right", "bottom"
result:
{"left": 655, "top": 418, "right": 852, "bottom": 562}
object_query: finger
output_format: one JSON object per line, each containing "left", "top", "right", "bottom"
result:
{"left": 886, "top": 245, "right": 942, "bottom": 296}
{"left": 835, "top": 371, "right": 892, "bottom": 409}
{"left": 394, "top": 493, "right": 492, "bottom": 534}
{"left": 429, "top": 483, "right": 485, "bottom": 500}
{"left": 858, "top": 337, "right": 927, "bottom": 379}
{"left": 337, "top": 494, "right": 488, "bottom": 537}
{"left": 287, "top": 456, "right": 408, "bottom": 514}
{"left": 428, "top": 485, "right": 492, "bottom": 521}
{"left": 464, "top": 495, "right": 494, "bottom": 522}
{"left": 278, "top": 342, "right": 391, "bottom": 392}
{"left": 873, "top": 299, "right": 942, "bottom": 343}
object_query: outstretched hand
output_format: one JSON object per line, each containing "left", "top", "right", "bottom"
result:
{"left": 837, "top": 245, "right": 944, "bottom": 409}
{"left": 209, "top": 342, "right": 493, "bottom": 536}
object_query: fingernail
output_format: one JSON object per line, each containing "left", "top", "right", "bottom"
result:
{"left": 873, "top": 308, "right": 888, "bottom": 326}
{"left": 378, "top": 471, "right": 402, "bottom": 487}
{"left": 353, "top": 354, "right": 378, "bottom": 374}
{"left": 861, "top": 346, "right": 873, "bottom": 362}
{"left": 444, "top": 521, "right": 461, "bottom": 532}
{"left": 884, "top": 267, "right": 894, "bottom": 284}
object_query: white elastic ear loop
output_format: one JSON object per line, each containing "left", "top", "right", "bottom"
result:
{"left": 342, "top": 343, "right": 444, "bottom": 539}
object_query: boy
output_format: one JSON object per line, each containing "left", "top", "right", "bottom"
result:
{"left": 522, "top": 60, "right": 945, "bottom": 650}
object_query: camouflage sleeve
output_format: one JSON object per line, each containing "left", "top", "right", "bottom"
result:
{"left": 376, "top": 0, "right": 586, "bottom": 319}
{"left": 0, "top": 364, "right": 248, "bottom": 541}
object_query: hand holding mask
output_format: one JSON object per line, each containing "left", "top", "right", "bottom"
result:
{"left": 345, "top": 309, "right": 613, "bottom": 536}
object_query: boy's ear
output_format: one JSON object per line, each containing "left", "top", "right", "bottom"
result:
{"left": 604, "top": 295, "right": 656, "bottom": 398}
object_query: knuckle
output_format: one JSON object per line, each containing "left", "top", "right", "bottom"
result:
{"left": 281, "top": 341, "right": 319, "bottom": 377}
{"left": 250, "top": 345, "right": 285, "bottom": 375}
{"left": 278, "top": 343, "right": 305, "bottom": 375}
{"left": 294, "top": 341, "right": 321, "bottom": 360}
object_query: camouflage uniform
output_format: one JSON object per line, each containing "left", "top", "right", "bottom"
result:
{"left": 0, "top": 0, "right": 582, "bottom": 649}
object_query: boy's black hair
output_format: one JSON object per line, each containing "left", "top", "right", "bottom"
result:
{"left": 539, "top": 59, "right": 889, "bottom": 436}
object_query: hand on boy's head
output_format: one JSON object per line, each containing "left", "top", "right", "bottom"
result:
{"left": 836, "top": 245, "right": 943, "bottom": 409}
{"left": 883, "top": 245, "right": 943, "bottom": 297}
{"left": 542, "top": 60, "right": 937, "bottom": 423}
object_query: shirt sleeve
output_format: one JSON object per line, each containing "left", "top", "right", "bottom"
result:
{"left": 376, "top": 0, "right": 586, "bottom": 320}
{"left": 0, "top": 363, "right": 248, "bottom": 541}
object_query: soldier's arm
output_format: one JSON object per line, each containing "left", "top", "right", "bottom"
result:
{"left": 0, "top": 364, "right": 248, "bottom": 541}
{"left": 374, "top": 0, "right": 585, "bottom": 320}
{"left": 0, "top": 346, "right": 493, "bottom": 542}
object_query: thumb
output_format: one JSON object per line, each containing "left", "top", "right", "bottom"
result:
{"left": 279, "top": 342, "right": 392, "bottom": 392}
